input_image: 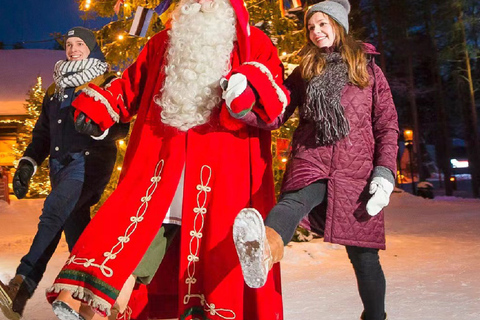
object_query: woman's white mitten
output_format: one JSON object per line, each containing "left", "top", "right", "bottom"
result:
{"left": 366, "top": 176, "right": 394, "bottom": 216}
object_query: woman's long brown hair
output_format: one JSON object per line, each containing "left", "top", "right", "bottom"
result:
{"left": 300, "top": 15, "right": 370, "bottom": 88}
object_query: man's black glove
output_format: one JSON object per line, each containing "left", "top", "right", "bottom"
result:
{"left": 74, "top": 111, "right": 104, "bottom": 137}
{"left": 13, "top": 160, "right": 35, "bottom": 199}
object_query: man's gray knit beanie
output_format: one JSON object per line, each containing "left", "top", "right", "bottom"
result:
{"left": 66, "top": 27, "right": 97, "bottom": 51}
{"left": 305, "top": 0, "right": 351, "bottom": 34}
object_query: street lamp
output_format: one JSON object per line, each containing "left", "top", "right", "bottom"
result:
{"left": 404, "top": 129, "right": 416, "bottom": 195}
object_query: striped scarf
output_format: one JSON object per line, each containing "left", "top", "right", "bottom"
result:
{"left": 302, "top": 52, "right": 350, "bottom": 146}
{"left": 53, "top": 58, "right": 108, "bottom": 100}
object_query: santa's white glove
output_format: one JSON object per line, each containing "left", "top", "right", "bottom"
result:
{"left": 220, "top": 73, "right": 255, "bottom": 119}
{"left": 366, "top": 167, "right": 395, "bottom": 216}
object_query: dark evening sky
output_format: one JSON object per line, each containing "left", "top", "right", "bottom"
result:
{"left": 0, "top": 0, "right": 111, "bottom": 49}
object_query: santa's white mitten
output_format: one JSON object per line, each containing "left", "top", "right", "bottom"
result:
{"left": 220, "top": 73, "right": 255, "bottom": 119}
{"left": 366, "top": 166, "right": 395, "bottom": 216}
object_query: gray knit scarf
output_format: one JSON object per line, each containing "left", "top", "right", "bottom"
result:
{"left": 302, "top": 52, "right": 350, "bottom": 146}
{"left": 53, "top": 58, "right": 108, "bottom": 100}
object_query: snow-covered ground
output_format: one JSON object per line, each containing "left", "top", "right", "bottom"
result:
{"left": 1, "top": 190, "right": 480, "bottom": 320}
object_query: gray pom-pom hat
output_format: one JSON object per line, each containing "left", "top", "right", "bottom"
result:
{"left": 305, "top": 0, "right": 351, "bottom": 34}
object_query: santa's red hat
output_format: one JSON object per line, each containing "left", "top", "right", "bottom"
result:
{"left": 229, "top": 0, "right": 250, "bottom": 63}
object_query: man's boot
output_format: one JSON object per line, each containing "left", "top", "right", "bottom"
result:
{"left": 0, "top": 275, "right": 32, "bottom": 320}
{"left": 233, "top": 208, "right": 284, "bottom": 289}
{"left": 265, "top": 226, "right": 284, "bottom": 270}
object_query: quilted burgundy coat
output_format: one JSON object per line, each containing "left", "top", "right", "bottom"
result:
{"left": 243, "top": 48, "right": 399, "bottom": 249}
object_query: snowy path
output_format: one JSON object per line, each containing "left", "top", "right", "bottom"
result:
{"left": 1, "top": 190, "right": 480, "bottom": 320}
{"left": 282, "top": 191, "right": 480, "bottom": 319}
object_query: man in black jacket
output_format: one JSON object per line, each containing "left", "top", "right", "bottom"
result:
{"left": 0, "top": 27, "right": 129, "bottom": 320}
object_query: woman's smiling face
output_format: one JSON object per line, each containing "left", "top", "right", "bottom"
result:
{"left": 308, "top": 12, "right": 336, "bottom": 49}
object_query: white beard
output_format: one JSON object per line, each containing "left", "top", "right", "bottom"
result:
{"left": 155, "top": 0, "right": 237, "bottom": 131}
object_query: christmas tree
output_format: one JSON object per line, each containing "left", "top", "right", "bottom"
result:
{"left": 11, "top": 77, "right": 51, "bottom": 197}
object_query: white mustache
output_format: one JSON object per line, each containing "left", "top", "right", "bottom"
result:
{"left": 181, "top": 2, "right": 201, "bottom": 14}
{"left": 200, "top": 1, "right": 218, "bottom": 12}
{"left": 181, "top": 1, "right": 218, "bottom": 15}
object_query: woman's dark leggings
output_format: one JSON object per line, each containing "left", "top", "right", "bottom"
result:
{"left": 346, "top": 245, "right": 386, "bottom": 320}
{"left": 264, "top": 180, "right": 386, "bottom": 320}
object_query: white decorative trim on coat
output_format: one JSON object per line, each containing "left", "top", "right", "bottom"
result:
{"left": 183, "top": 165, "right": 236, "bottom": 319}
{"left": 243, "top": 61, "right": 289, "bottom": 113}
{"left": 66, "top": 159, "right": 165, "bottom": 277}
{"left": 82, "top": 87, "right": 120, "bottom": 123}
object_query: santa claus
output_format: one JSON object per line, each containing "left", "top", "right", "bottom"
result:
{"left": 46, "top": 0, "right": 289, "bottom": 319}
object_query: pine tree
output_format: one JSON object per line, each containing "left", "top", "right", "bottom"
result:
{"left": 11, "top": 77, "right": 51, "bottom": 197}
{"left": 452, "top": 0, "right": 480, "bottom": 197}
{"left": 246, "top": 0, "right": 304, "bottom": 57}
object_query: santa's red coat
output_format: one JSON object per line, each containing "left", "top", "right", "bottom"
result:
{"left": 48, "top": 27, "right": 287, "bottom": 320}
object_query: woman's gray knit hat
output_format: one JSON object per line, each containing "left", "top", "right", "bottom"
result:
{"left": 305, "top": 0, "right": 351, "bottom": 34}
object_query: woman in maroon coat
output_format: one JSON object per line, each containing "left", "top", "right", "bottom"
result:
{"left": 233, "top": 0, "right": 398, "bottom": 319}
